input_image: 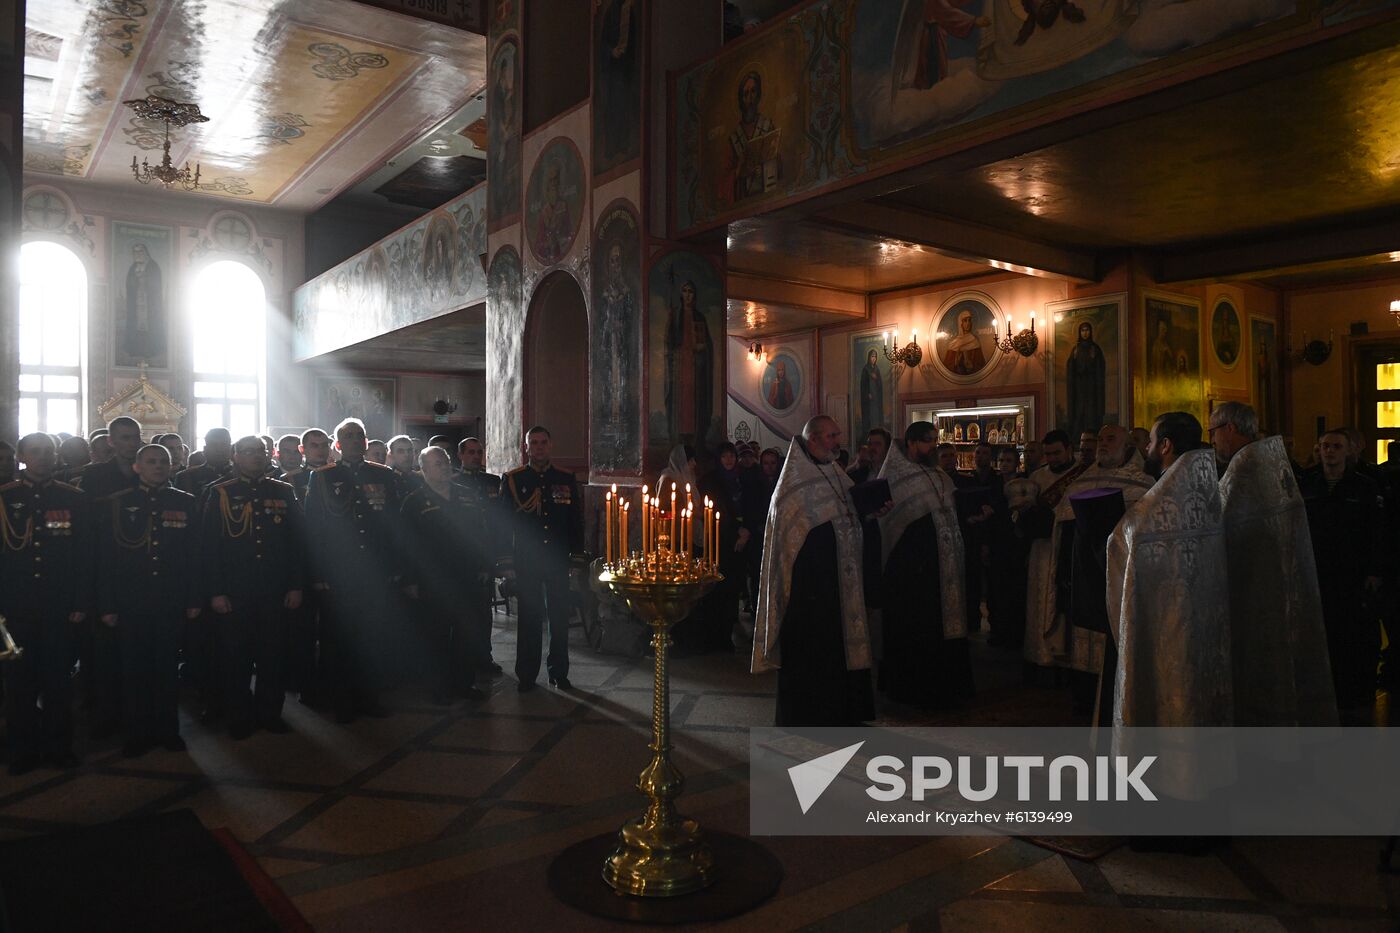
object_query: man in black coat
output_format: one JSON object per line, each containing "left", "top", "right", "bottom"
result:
{"left": 305, "top": 418, "right": 401, "bottom": 722}
{"left": 202, "top": 437, "right": 306, "bottom": 737}
{"left": 176, "top": 427, "right": 234, "bottom": 501}
{"left": 98, "top": 445, "right": 201, "bottom": 755}
{"left": 501, "top": 426, "right": 582, "bottom": 692}
{"left": 0, "top": 434, "right": 91, "bottom": 774}
{"left": 403, "top": 447, "right": 493, "bottom": 701}
{"left": 453, "top": 436, "right": 504, "bottom": 677}
{"left": 1299, "top": 428, "right": 1386, "bottom": 720}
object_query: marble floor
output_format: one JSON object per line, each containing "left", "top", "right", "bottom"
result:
{"left": 0, "top": 613, "right": 1396, "bottom": 932}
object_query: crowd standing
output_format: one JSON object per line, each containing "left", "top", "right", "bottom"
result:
{"left": 0, "top": 404, "right": 1390, "bottom": 779}
{"left": 0, "top": 418, "right": 579, "bottom": 775}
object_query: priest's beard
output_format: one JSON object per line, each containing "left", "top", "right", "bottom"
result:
{"left": 1143, "top": 455, "right": 1163, "bottom": 479}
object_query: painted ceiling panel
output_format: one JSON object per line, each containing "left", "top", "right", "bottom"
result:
{"left": 726, "top": 218, "right": 990, "bottom": 292}
{"left": 23, "top": 0, "right": 487, "bottom": 211}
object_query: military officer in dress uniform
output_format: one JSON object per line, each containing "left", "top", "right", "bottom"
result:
{"left": 98, "top": 445, "right": 201, "bottom": 756}
{"left": 402, "top": 447, "right": 491, "bottom": 702}
{"left": 388, "top": 435, "right": 425, "bottom": 498}
{"left": 0, "top": 434, "right": 90, "bottom": 774}
{"left": 275, "top": 434, "right": 303, "bottom": 480}
{"left": 305, "top": 418, "right": 401, "bottom": 723}
{"left": 74, "top": 416, "right": 143, "bottom": 739}
{"left": 202, "top": 436, "right": 305, "bottom": 738}
{"left": 284, "top": 428, "right": 332, "bottom": 503}
{"left": 176, "top": 427, "right": 234, "bottom": 501}
{"left": 76, "top": 416, "right": 142, "bottom": 502}
{"left": 502, "top": 426, "right": 582, "bottom": 692}
{"left": 454, "top": 436, "right": 504, "bottom": 677}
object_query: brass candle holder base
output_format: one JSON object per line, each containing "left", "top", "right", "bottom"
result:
{"left": 549, "top": 561, "right": 783, "bottom": 922}
{"left": 595, "top": 563, "right": 718, "bottom": 897}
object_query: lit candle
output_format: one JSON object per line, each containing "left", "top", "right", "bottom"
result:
{"left": 605, "top": 491, "right": 613, "bottom": 565}
{"left": 621, "top": 501, "right": 629, "bottom": 561}
{"left": 713, "top": 512, "right": 721, "bottom": 571}
{"left": 671, "top": 488, "right": 678, "bottom": 553}
{"left": 911, "top": 328, "right": 918, "bottom": 344}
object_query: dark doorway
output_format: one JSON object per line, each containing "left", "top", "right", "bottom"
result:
{"left": 523, "top": 271, "right": 589, "bottom": 473}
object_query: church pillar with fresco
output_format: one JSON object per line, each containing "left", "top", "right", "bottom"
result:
{"left": 483, "top": 0, "right": 723, "bottom": 493}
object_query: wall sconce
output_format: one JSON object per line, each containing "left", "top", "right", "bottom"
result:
{"left": 747, "top": 341, "right": 764, "bottom": 362}
{"left": 997, "top": 312, "right": 1039, "bottom": 357}
{"left": 1390, "top": 299, "right": 1400, "bottom": 328}
{"left": 882, "top": 328, "right": 922, "bottom": 367}
{"left": 1296, "top": 330, "right": 1333, "bottom": 366}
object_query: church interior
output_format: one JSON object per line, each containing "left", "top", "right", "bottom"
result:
{"left": 3, "top": 0, "right": 1400, "bottom": 930}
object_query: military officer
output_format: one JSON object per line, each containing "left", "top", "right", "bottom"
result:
{"left": 501, "top": 426, "right": 582, "bottom": 692}
{"left": 275, "top": 434, "right": 303, "bottom": 480}
{"left": 177, "top": 427, "right": 235, "bottom": 501}
{"left": 402, "top": 447, "right": 492, "bottom": 702}
{"left": 202, "top": 436, "right": 305, "bottom": 738}
{"left": 284, "top": 428, "right": 331, "bottom": 704}
{"left": 76, "top": 416, "right": 142, "bottom": 502}
{"left": 305, "top": 417, "right": 402, "bottom": 723}
{"left": 387, "top": 435, "right": 425, "bottom": 497}
{"left": 285, "top": 428, "right": 331, "bottom": 503}
{"left": 0, "top": 434, "right": 90, "bottom": 774}
{"left": 454, "top": 436, "right": 504, "bottom": 677}
{"left": 98, "top": 445, "right": 201, "bottom": 756}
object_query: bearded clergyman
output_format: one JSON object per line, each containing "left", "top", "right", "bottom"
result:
{"left": 876, "top": 422, "right": 971, "bottom": 709}
{"left": 753, "top": 416, "right": 885, "bottom": 726}
{"left": 1052, "top": 425, "right": 1154, "bottom": 697}
{"left": 1018, "top": 429, "right": 1091, "bottom": 671}
{"left": 1212, "top": 401, "right": 1337, "bottom": 727}
{"left": 1107, "top": 411, "right": 1234, "bottom": 801}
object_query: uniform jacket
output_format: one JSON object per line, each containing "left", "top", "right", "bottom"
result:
{"left": 75, "top": 459, "right": 140, "bottom": 503}
{"left": 304, "top": 458, "right": 402, "bottom": 587}
{"left": 98, "top": 484, "right": 199, "bottom": 614}
{"left": 201, "top": 475, "right": 305, "bottom": 601}
{"left": 0, "top": 476, "right": 92, "bottom": 616}
{"left": 501, "top": 463, "right": 582, "bottom": 562}
{"left": 453, "top": 469, "right": 506, "bottom": 562}
{"left": 401, "top": 483, "right": 493, "bottom": 601}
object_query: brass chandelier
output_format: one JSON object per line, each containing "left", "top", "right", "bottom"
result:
{"left": 123, "top": 95, "right": 209, "bottom": 190}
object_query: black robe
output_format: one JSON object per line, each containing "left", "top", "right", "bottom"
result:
{"left": 881, "top": 515, "right": 972, "bottom": 710}
{"left": 775, "top": 522, "right": 875, "bottom": 727}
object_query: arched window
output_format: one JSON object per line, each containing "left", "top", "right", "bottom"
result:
{"left": 192, "top": 260, "right": 265, "bottom": 441}
{"left": 19, "top": 241, "right": 87, "bottom": 437}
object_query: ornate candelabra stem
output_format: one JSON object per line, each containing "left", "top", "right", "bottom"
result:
{"left": 597, "top": 569, "right": 720, "bottom": 897}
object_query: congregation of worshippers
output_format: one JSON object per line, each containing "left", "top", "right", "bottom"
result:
{"left": 0, "top": 399, "right": 1379, "bottom": 776}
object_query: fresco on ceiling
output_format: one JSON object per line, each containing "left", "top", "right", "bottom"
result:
{"left": 292, "top": 185, "right": 486, "bottom": 360}
{"left": 112, "top": 221, "right": 172, "bottom": 369}
{"left": 674, "top": 0, "right": 1300, "bottom": 233}
{"left": 1048, "top": 294, "right": 1125, "bottom": 441}
{"left": 1140, "top": 291, "right": 1204, "bottom": 427}
{"left": 486, "top": 246, "right": 524, "bottom": 474}
{"left": 648, "top": 250, "right": 726, "bottom": 457}
{"left": 525, "top": 138, "right": 585, "bottom": 265}
{"left": 593, "top": 0, "right": 643, "bottom": 177}
{"left": 488, "top": 36, "right": 521, "bottom": 225}
{"left": 1250, "top": 317, "right": 1279, "bottom": 436}
{"left": 590, "top": 202, "right": 643, "bottom": 473}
